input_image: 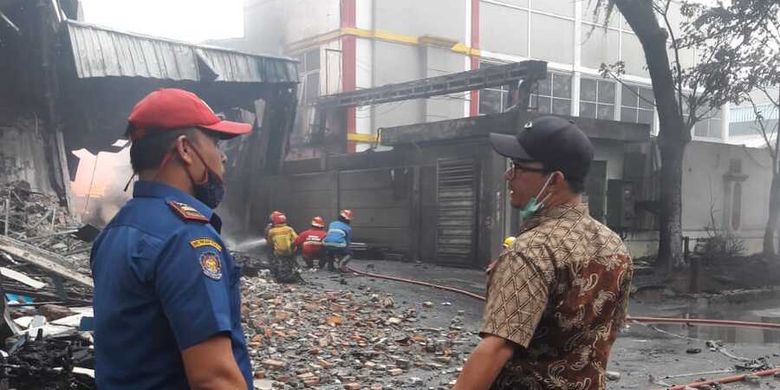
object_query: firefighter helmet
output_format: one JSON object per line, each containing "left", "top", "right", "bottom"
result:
{"left": 272, "top": 213, "right": 287, "bottom": 225}
{"left": 340, "top": 209, "right": 353, "bottom": 221}
{"left": 311, "top": 216, "right": 325, "bottom": 228}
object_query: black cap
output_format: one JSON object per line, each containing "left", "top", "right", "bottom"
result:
{"left": 489, "top": 116, "right": 594, "bottom": 183}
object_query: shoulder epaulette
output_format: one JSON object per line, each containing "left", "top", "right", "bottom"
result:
{"left": 167, "top": 200, "right": 209, "bottom": 223}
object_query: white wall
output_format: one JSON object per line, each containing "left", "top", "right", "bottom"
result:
{"left": 681, "top": 141, "right": 772, "bottom": 251}
{"left": 374, "top": 0, "right": 467, "bottom": 42}
{"left": 282, "top": 0, "right": 340, "bottom": 44}
{"left": 626, "top": 141, "right": 773, "bottom": 258}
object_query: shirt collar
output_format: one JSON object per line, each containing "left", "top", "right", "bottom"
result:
{"left": 520, "top": 202, "right": 589, "bottom": 233}
{"left": 132, "top": 181, "right": 214, "bottom": 222}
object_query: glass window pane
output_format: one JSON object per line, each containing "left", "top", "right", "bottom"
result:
{"left": 597, "top": 104, "right": 614, "bottom": 120}
{"left": 622, "top": 85, "right": 637, "bottom": 107}
{"left": 709, "top": 119, "right": 722, "bottom": 137}
{"left": 598, "top": 81, "right": 615, "bottom": 104}
{"left": 638, "top": 109, "right": 654, "bottom": 125}
{"left": 621, "top": 107, "right": 637, "bottom": 122}
{"left": 581, "top": 78, "right": 597, "bottom": 102}
{"left": 536, "top": 96, "right": 552, "bottom": 113}
{"left": 305, "top": 73, "right": 320, "bottom": 102}
{"left": 305, "top": 49, "right": 320, "bottom": 72}
{"left": 639, "top": 87, "right": 654, "bottom": 109}
{"left": 481, "top": 3, "right": 529, "bottom": 57}
{"left": 552, "top": 98, "right": 571, "bottom": 115}
{"left": 537, "top": 75, "right": 552, "bottom": 97}
{"left": 531, "top": 0, "right": 573, "bottom": 17}
{"left": 553, "top": 73, "right": 572, "bottom": 98}
{"left": 480, "top": 89, "right": 502, "bottom": 115}
{"left": 530, "top": 14, "right": 574, "bottom": 63}
{"left": 580, "top": 102, "right": 597, "bottom": 118}
{"left": 581, "top": 26, "right": 620, "bottom": 69}
{"left": 694, "top": 121, "right": 709, "bottom": 137}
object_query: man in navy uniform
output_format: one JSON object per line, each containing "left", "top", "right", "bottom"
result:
{"left": 91, "top": 88, "right": 252, "bottom": 389}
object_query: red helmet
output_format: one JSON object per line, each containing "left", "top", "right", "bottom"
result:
{"left": 339, "top": 209, "right": 353, "bottom": 221}
{"left": 269, "top": 210, "right": 282, "bottom": 221}
{"left": 311, "top": 216, "right": 325, "bottom": 228}
{"left": 272, "top": 213, "right": 287, "bottom": 225}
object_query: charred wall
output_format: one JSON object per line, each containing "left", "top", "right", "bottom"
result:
{"left": 247, "top": 139, "right": 503, "bottom": 268}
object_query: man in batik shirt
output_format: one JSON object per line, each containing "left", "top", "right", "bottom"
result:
{"left": 454, "top": 116, "right": 633, "bottom": 390}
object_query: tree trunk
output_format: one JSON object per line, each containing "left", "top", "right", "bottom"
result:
{"left": 615, "top": 0, "right": 691, "bottom": 274}
{"left": 657, "top": 140, "right": 685, "bottom": 272}
{"left": 766, "top": 172, "right": 780, "bottom": 256}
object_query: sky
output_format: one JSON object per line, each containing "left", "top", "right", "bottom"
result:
{"left": 79, "top": 0, "right": 244, "bottom": 43}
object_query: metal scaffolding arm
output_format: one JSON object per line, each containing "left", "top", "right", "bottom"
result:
{"left": 316, "top": 60, "right": 547, "bottom": 109}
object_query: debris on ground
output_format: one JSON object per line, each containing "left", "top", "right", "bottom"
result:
{"left": 0, "top": 328, "right": 94, "bottom": 389}
{"left": 0, "top": 181, "right": 96, "bottom": 388}
{"left": 605, "top": 370, "right": 621, "bottom": 381}
{"left": 0, "top": 181, "right": 89, "bottom": 261}
{"left": 240, "top": 274, "right": 476, "bottom": 389}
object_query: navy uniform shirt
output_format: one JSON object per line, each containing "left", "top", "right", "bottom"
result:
{"left": 90, "top": 181, "right": 252, "bottom": 389}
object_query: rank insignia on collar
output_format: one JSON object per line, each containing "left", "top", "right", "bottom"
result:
{"left": 200, "top": 251, "right": 222, "bottom": 280}
{"left": 168, "top": 201, "right": 209, "bottom": 223}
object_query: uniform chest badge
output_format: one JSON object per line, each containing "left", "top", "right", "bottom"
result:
{"left": 168, "top": 201, "right": 209, "bottom": 223}
{"left": 200, "top": 251, "right": 223, "bottom": 280}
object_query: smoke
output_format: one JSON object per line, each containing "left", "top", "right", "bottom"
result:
{"left": 71, "top": 147, "right": 133, "bottom": 227}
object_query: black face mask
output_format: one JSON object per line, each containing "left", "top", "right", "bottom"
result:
{"left": 187, "top": 142, "right": 226, "bottom": 209}
{"left": 192, "top": 168, "right": 225, "bottom": 209}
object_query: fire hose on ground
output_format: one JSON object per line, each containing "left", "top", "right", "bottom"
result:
{"left": 344, "top": 265, "right": 780, "bottom": 389}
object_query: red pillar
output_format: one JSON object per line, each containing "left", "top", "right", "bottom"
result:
{"left": 341, "top": 0, "right": 357, "bottom": 152}
{"left": 469, "top": 0, "right": 480, "bottom": 117}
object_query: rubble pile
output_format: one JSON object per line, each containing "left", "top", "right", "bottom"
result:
{"left": 0, "top": 181, "right": 96, "bottom": 388}
{"left": 0, "top": 181, "right": 90, "bottom": 269}
{"left": 241, "top": 275, "right": 476, "bottom": 389}
{"left": 0, "top": 181, "right": 93, "bottom": 304}
{"left": 0, "top": 329, "right": 95, "bottom": 390}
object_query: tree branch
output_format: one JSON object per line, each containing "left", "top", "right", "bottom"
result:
{"left": 602, "top": 67, "right": 657, "bottom": 109}
{"left": 746, "top": 92, "right": 777, "bottom": 162}
{"left": 656, "top": 0, "right": 685, "bottom": 120}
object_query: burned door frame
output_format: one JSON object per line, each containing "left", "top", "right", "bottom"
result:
{"left": 434, "top": 158, "right": 480, "bottom": 266}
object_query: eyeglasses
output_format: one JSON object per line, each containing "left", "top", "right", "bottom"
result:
{"left": 505, "top": 160, "right": 550, "bottom": 180}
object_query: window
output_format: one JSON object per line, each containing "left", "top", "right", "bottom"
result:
{"left": 531, "top": 72, "right": 572, "bottom": 115}
{"left": 689, "top": 105, "right": 722, "bottom": 138}
{"left": 479, "top": 88, "right": 510, "bottom": 115}
{"left": 298, "top": 49, "right": 321, "bottom": 105}
{"left": 621, "top": 84, "right": 654, "bottom": 125}
{"left": 694, "top": 116, "right": 722, "bottom": 138}
{"left": 479, "top": 61, "right": 511, "bottom": 115}
{"left": 580, "top": 78, "right": 616, "bottom": 120}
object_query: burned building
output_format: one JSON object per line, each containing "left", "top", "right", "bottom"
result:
{"left": 0, "top": 0, "right": 299, "bottom": 231}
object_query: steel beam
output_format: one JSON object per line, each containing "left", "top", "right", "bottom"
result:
{"left": 316, "top": 60, "right": 547, "bottom": 109}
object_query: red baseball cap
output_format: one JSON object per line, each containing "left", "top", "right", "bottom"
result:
{"left": 127, "top": 88, "right": 252, "bottom": 141}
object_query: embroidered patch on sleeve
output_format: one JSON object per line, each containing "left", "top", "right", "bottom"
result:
{"left": 199, "top": 251, "right": 223, "bottom": 280}
{"left": 189, "top": 238, "right": 223, "bottom": 252}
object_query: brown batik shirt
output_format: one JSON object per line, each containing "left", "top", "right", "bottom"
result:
{"left": 481, "top": 203, "right": 633, "bottom": 390}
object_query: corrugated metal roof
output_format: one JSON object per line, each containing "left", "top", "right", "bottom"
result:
{"left": 65, "top": 20, "right": 298, "bottom": 83}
